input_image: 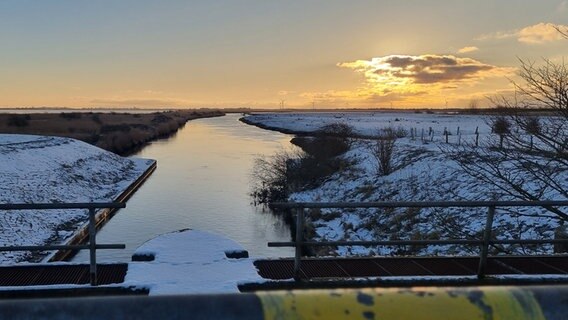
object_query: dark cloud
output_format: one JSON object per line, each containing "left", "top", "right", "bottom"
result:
{"left": 376, "top": 55, "right": 495, "bottom": 84}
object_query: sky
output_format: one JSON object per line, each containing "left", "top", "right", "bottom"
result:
{"left": 1, "top": 0, "right": 568, "bottom": 109}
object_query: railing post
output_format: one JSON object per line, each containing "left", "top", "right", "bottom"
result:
{"left": 88, "top": 207, "right": 97, "bottom": 286}
{"left": 477, "top": 205, "right": 496, "bottom": 279}
{"left": 293, "top": 207, "right": 304, "bottom": 280}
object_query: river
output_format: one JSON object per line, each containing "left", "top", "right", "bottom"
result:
{"left": 73, "top": 114, "right": 293, "bottom": 262}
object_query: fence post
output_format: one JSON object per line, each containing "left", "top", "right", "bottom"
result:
{"left": 88, "top": 207, "right": 98, "bottom": 286}
{"left": 293, "top": 207, "right": 304, "bottom": 280}
{"left": 477, "top": 205, "right": 496, "bottom": 279}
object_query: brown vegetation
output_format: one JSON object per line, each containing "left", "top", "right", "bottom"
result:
{"left": 0, "top": 109, "right": 224, "bottom": 155}
{"left": 251, "top": 123, "right": 355, "bottom": 206}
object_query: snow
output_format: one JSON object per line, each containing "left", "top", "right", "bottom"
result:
{"left": 242, "top": 112, "right": 567, "bottom": 257}
{"left": 0, "top": 134, "right": 155, "bottom": 263}
{"left": 243, "top": 111, "right": 492, "bottom": 139}
{"left": 124, "top": 229, "right": 263, "bottom": 295}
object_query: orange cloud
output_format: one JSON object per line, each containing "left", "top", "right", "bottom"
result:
{"left": 477, "top": 22, "right": 568, "bottom": 44}
{"left": 338, "top": 54, "right": 512, "bottom": 87}
{"left": 518, "top": 23, "right": 566, "bottom": 44}
{"left": 458, "top": 46, "right": 479, "bottom": 53}
{"left": 300, "top": 54, "right": 515, "bottom": 108}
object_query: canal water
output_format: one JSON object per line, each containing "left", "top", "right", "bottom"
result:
{"left": 73, "top": 114, "right": 294, "bottom": 262}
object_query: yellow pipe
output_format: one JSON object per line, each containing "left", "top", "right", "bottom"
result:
{"left": 258, "top": 286, "right": 545, "bottom": 320}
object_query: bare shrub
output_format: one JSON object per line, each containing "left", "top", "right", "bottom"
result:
{"left": 6, "top": 114, "right": 30, "bottom": 127}
{"left": 59, "top": 112, "right": 82, "bottom": 120}
{"left": 491, "top": 116, "right": 511, "bottom": 148}
{"left": 372, "top": 128, "right": 398, "bottom": 176}
{"left": 250, "top": 149, "right": 307, "bottom": 205}
{"left": 292, "top": 123, "right": 354, "bottom": 160}
{"left": 100, "top": 124, "right": 132, "bottom": 133}
{"left": 468, "top": 99, "right": 479, "bottom": 113}
{"left": 318, "top": 123, "right": 354, "bottom": 140}
{"left": 91, "top": 114, "right": 102, "bottom": 124}
{"left": 151, "top": 113, "right": 173, "bottom": 124}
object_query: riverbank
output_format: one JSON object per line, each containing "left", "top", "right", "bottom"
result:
{"left": 48, "top": 161, "right": 157, "bottom": 262}
{"left": 0, "top": 134, "right": 155, "bottom": 263}
{"left": 241, "top": 112, "right": 565, "bottom": 257}
{"left": 0, "top": 109, "right": 224, "bottom": 155}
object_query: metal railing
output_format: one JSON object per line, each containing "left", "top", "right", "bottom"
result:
{"left": 0, "top": 202, "right": 126, "bottom": 285}
{"left": 268, "top": 200, "right": 568, "bottom": 280}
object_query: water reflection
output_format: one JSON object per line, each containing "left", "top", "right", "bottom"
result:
{"left": 73, "top": 114, "right": 293, "bottom": 262}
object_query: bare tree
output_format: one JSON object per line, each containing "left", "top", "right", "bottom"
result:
{"left": 468, "top": 99, "right": 479, "bottom": 111}
{"left": 450, "top": 57, "right": 568, "bottom": 221}
{"left": 554, "top": 25, "right": 568, "bottom": 39}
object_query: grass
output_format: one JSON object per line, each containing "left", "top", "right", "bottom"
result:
{"left": 0, "top": 110, "right": 225, "bottom": 155}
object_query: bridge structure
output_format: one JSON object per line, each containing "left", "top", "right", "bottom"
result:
{"left": 0, "top": 201, "right": 568, "bottom": 318}
{"left": 248, "top": 200, "right": 568, "bottom": 290}
{"left": 1, "top": 201, "right": 568, "bottom": 292}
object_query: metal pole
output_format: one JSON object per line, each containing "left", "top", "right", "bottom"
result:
{"left": 293, "top": 207, "right": 304, "bottom": 280}
{"left": 478, "top": 206, "right": 496, "bottom": 279}
{"left": 88, "top": 208, "right": 97, "bottom": 286}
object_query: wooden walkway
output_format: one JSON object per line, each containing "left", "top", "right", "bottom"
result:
{"left": 254, "top": 256, "right": 568, "bottom": 280}
{"left": 0, "top": 264, "right": 127, "bottom": 287}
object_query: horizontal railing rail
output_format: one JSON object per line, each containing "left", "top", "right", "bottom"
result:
{"left": 0, "top": 202, "right": 125, "bottom": 210}
{"left": 270, "top": 200, "right": 568, "bottom": 209}
{"left": 0, "top": 202, "right": 126, "bottom": 285}
{"left": 268, "top": 200, "right": 568, "bottom": 280}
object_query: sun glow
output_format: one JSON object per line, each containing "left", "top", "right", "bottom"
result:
{"left": 322, "top": 54, "right": 516, "bottom": 108}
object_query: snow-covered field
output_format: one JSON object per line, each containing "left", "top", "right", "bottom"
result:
{"left": 0, "top": 134, "right": 154, "bottom": 263}
{"left": 243, "top": 111, "right": 492, "bottom": 140}
{"left": 242, "top": 112, "right": 567, "bottom": 257}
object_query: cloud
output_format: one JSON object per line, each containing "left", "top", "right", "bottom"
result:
{"left": 297, "top": 54, "right": 515, "bottom": 108}
{"left": 458, "top": 46, "right": 479, "bottom": 54}
{"left": 477, "top": 22, "right": 567, "bottom": 44}
{"left": 338, "top": 54, "right": 511, "bottom": 86}
{"left": 475, "top": 31, "right": 516, "bottom": 41}
{"left": 365, "top": 91, "right": 428, "bottom": 104}
{"left": 143, "top": 90, "right": 164, "bottom": 95}
{"left": 518, "top": 23, "right": 566, "bottom": 43}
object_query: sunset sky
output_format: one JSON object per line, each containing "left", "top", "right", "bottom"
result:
{"left": 1, "top": 1, "right": 568, "bottom": 109}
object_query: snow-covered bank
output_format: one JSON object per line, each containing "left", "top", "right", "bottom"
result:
{"left": 242, "top": 112, "right": 567, "bottom": 257}
{"left": 0, "top": 134, "right": 155, "bottom": 263}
